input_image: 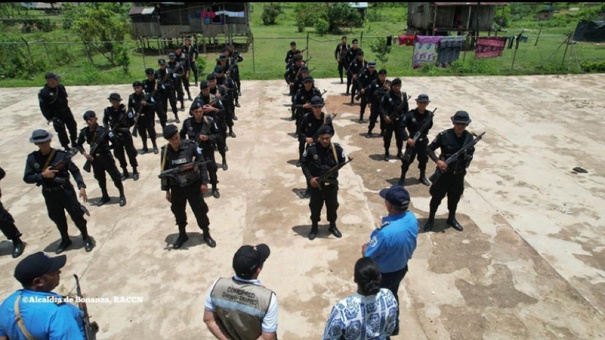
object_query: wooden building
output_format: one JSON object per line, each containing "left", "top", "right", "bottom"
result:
{"left": 129, "top": 2, "right": 251, "bottom": 52}
{"left": 536, "top": 5, "right": 555, "bottom": 21}
{"left": 407, "top": 2, "right": 507, "bottom": 36}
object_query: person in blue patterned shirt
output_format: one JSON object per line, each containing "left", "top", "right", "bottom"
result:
{"left": 323, "top": 257, "right": 398, "bottom": 340}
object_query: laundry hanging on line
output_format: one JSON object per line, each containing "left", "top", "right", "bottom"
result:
{"left": 475, "top": 37, "right": 506, "bottom": 59}
{"left": 412, "top": 36, "right": 442, "bottom": 69}
{"left": 437, "top": 36, "right": 466, "bottom": 67}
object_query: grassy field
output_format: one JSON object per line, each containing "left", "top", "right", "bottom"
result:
{"left": 0, "top": 2, "right": 603, "bottom": 88}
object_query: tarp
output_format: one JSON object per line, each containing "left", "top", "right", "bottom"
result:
{"left": 573, "top": 20, "right": 605, "bottom": 42}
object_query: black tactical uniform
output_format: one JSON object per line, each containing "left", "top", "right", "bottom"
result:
{"left": 129, "top": 81, "right": 158, "bottom": 154}
{"left": 180, "top": 101, "right": 222, "bottom": 199}
{"left": 365, "top": 70, "right": 390, "bottom": 138}
{"left": 168, "top": 53, "right": 186, "bottom": 111}
{"left": 380, "top": 78, "right": 409, "bottom": 161}
{"left": 300, "top": 125, "right": 346, "bottom": 241}
{"left": 75, "top": 111, "right": 126, "bottom": 207}
{"left": 215, "top": 66, "right": 238, "bottom": 139}
{"left": 160, "top": 125, "right": 215, "bottom": 249}
{"left": 183, "top": 37, "right": 199, "bottom": 85}
{"left": 175, "top": 47, "right": 193, "bottom": 101}
{"left": 285, "top": 41, "right": 297, "bottom": 68}
{"left": 334, "top": 38, "right": 350, "bottom": 84}
{"left": 344, "top": 40, "right": 362, "bottom": 95}
{"left": 156, "top": 59, "right": 180, "bottom": 123}
{"left": 292, "top": 77, "right": 322, "bottom": 137}
{"left": 143, "top": 68, "right": 168, "bottom": 129}
{"left": 0, "top": 166, "right": 25, "bottom": 258}
{"left": 356, "top": 61, "right": 377, "bottom": 122}
{"left": 348, "top": 52, "right": 367, "bottom": 105}
{"left": 400, "top": 94, "right": 434, "bottom": 186}
{"left": 425, "top": 111, "right": 476, "bottom": 232}
{"left": 197, "top": 79, "right": 228, "bottom": 171}
{"left": 103, "top": 93, "right": 139, "bottom": 181}
{"left": 23, "top": 129, "right": 93, "bottom": 254}
{"left": 227, "top": 42, "right": 244, "bottom": 97}
{"left": 284, "top": 56, "right": 304, "bottom": 96}
{"left": 38, "top": 73, "right": 78, "bottom": 151}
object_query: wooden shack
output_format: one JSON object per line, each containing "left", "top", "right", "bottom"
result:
{"left": 129, "top": 2, "right": 251, "bottom": 52}
{"left": 536, "top": 5, "right": 555, "bottom": 21}
{"left": 407, "top": 2, "right": 507, "bottom": 36}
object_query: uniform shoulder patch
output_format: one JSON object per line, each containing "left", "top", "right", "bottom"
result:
{"left": 378, "top": 221, "right": 390, "bottom": 230}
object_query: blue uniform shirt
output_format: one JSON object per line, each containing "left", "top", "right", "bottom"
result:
{"left": 365, "top": 211, "right": 418, "bottom": 273}
{"left": 0, "top": 289, "right": 85, "bottom": 340}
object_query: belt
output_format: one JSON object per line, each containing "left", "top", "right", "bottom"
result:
{"left": 322, "top": 182, "right": 331, "bottom": 186}
{"left": 43, "top": 185, "right": 65, "bottom": 192}
{"left": 95, "top": 153, "right": 101, "bottom": 157}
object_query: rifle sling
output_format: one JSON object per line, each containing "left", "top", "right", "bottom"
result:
{"left": 42, "top": 149, "right": 57, "bottom": 171}
{"left": 14, "top": 294, "right": 39, "bottom": 340}
{"left": 161, "top": 144, "right": 169, "bottom": 171}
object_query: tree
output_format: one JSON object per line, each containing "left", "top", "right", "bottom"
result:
{"left": 318, "top": 3, "right": 363, "bottom": 34}
{"left": 62, "top": 3, "right": 131, "bottom": 71}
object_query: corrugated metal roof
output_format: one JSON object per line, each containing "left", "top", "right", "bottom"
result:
{"left": 433, "top": 2, "right": 507, "bottom": 6}
{"left": 349, "top": 2, "right": 369, "bottom": 9}
{"left": 129, "top": 7, "right": 156, "bottom": 16}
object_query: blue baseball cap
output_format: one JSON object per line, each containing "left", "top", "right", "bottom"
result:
{"left": 379, "top": 185, "right": 410, "bottom": 209}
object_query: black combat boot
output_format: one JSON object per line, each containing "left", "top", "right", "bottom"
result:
{"left": 308, "top": 222, "right": 319, "bottom": 241}
{"left": 79, "top": 226, "right": 94, "bottom": 252}
{"left": 140, "top": 140, "right": 149, "bottom": 154}
{"left": 121, "top": 168, "right": 130, "bottom": 181}
{"left": 212, "top": 185, "right": 220, "bottom": 199}
{"left": 398, "top": 169, "right": 407, "bottom": 186}
{"left": 424, "top": 207, "right": 437, "bottom": 232}
{"left": 174, "top": 112, "right": 180, "bottom": 124}
{"left": 12, "top": 237, "right": 25, "bottom": 258}
{"left": 56, "top": 238, "right": 72, "bottom": 254}
{"left": 97, "top": 187, "right": 111, "bottom": 206}
{"left": 118, "top": 188, "right": 126, "bottom": 207}
{"left": 419, "top": 169, "right": 431, "bottom": 186}
{"left": 358, "top": 113, "right": 364, "bottom": 124}
{"left": 447, "top": 211, "right": 463, "bottom": 231}
{"left": 328, "top": 222, "right": 342, "bottom": 238}
{"left": 132, "top": 167, "right": 140, "bottom": 181}
{"left": 152, "top": 139, "right": 159, "bottom": 154}
{"left": 202, "top": 229, "right": 216, "bottom": 248}
{"left": 173, "top": 226, "right": 189, "bottom": 249}
{"left": 384, "top": 151, "right": 390, "bottom": 162}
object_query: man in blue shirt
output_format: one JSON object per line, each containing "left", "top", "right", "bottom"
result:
{"left": 0, "top": 252, "right": 85, "bottom": 339}
{"left": 362, "top": 184, "right": 418, "bottom": 336}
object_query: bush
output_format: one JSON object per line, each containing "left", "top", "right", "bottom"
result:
{"left": 369, "top": 37, "right": 391, "bottom": 63}
{"left": 294, "top": 3, "right": 316, "bottom": 32}
{"left": 580, "top": 60, "right": 605, "bottom": 73}
{"left": 261, "top": 5, "right": 281, "bottom": 25}
{"left": 315, "top": 18, "right": 329, "bottom": 36}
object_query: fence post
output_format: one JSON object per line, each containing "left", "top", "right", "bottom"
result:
{"left": 306, "top": 32, "right": 310, "bottom": 63}
{"left": 360, "top": 31, "right": 364, "bottom": 49}
{"left": 251, "top": 33, "right": 255, "bottom": 73}
{"left": 20, "top": 37, "right": 33, "bottom": 65}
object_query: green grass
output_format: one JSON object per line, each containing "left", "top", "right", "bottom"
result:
{"left": 0, "top": 2, "right": 604, "bottom": 88}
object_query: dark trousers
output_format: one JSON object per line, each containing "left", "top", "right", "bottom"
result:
{"left": 113, "top": 134, "right": 138, "bottom": 169}
{"left": 136, "top": 113, "right": 157, "bottom": 146}
{"left": 162, "top": 87, "right": 178, "bottom": 115}
{"left": 298, "top": 138, "right": 309, "bottom": 163}
{"left": 190, "top": 62, "right": 199, "bottom": 84}
{"left": 309, "top": 183, "right": 339, "bottom": 223}
{"left": 359, "top": 96, "right": 368, "bottom": 118}
{"left": 42, "top": 185, "right": 88, "bottom": 240}
{"left": 346, "top": 73, "right": 353, "bottom": 93}
{"left": 0, "top": 203, "right": 20, "bottom": 240}
{"left": 52, "top": 110, "right": 78, "bottom": 149}
{"left": 401, "top": 139, "right": 429, "bottom": 173}
{"left": 429, "top": 171, "right": 466, "bottom": 214}
{"left": 174, "top": 78, "right": 184, "bottom": 104}
{"left": 169, "top": 182, "right": 210, "bottom": 232}
{"left": 181, "top": 76, "right": 192, "bottom": 98}
{"left": 202, "top": 148, "right": 218, "bottom": 187}
{"left": 381, "top": 266, "right": 409, "bottom": 335}
{"left": 368, "top": 104, "right": 384, "bottom": 133}
{"left": 92, "top": 153, "right": 123, "bottom": 197}
{"left": 383, "top": 121, "right": 405, "bottom": 155}
{"left": 337, "top": 61, "right": 345, "bottom": 81}
{"left": 154, "top": 97, "right": 168, "bottom": 128}
{"left": 224, "top": 102, "right": 235, "bottom": 130}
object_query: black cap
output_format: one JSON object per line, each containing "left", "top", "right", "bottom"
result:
{"left": 145, "top": 68, "right": 155, "bottom": 75}
{"left": 378, "top": 69, "right": 387, "bottom": 75}
{"left": 357, "top": 51, "right": 364, "bottom": 56}
{"left": 341, "top": 36, "right": 347, "bottom": 40}
{"left": 379, "top": 185, "right": 410, "bottom": 210}
{"left": 158, "top": 59, "right": 166, "bottom": 65}
{"left": 108, "top": 92, "right": 122, "bottom": 101}
{"left": 316, "top": 125, "right": 334, "bottom": 136}
{"left": 451, "top": 111, "right": 472, "bottom": 125}
{"left": 303, "top": 76, "right": 314, "bottom": 83}
{"left": 293, "top": 55, "right": 303, "bottom": 62}
{"left": 190, "top": 101, "right": 203, "bottom": 110}
{"left": 168, "top": 52, "right": 176, "bottom": 59}
{"left": 300, "top": 66, "right": 309, "bottom": 72}
{"left": 199, "top": 81, "right": 209, "bottom": 89}
{"left": 233, "top": 244, "right": 271, "bottom": 279}
{"left": 352, "top": 38, "right": 359, "bottom": 43}
{"left": 163, "top": 124, "right": 178, "bottom": 139}
{"left": 290, "top": 41, "right": 297, "bottom": 46}
{"left": 44, "top": 72, "right": 59, "bottom": 80}
{"left": 206, "top": 73, "right": 216, "bottom": 81}
{"left": 14, "top": 252, "right": 66, "bottom": 286}
{"left": 368, "top": 61, "right": 376, "bottom": 67}
{"left": 83, "top": 110, "right": 96, "bottom": 120}
{"left": 310, "top": 96, "right": 324, "bottom": 107}
{"left": 416, "top": 94, "right": 430, "bottom": 102}
{"left": 175, "top": 45, "right": 183, "bottom": 50}
{"left": 214, "top": 65, "right": 224, "bottom": 74}
{"left": 132, "top": 81, "right": 143, "bottom": 88}
{"left": 391, "top": 78, "right": 402, "bottom": 86}
{"left": 29, "top": 129, "right": 53, "bottom": 143}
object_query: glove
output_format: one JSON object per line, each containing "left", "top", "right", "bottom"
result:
{"left": 128, "top": 111, "right": 133, "bottom": 119}
{"left": 108, "top": 131, "right": 114, "bottom": 139}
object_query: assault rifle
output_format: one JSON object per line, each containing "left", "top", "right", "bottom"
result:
{"left": 311, "top": 113, "right": 337, "bottom": 141}
{"left": 353, "top": 65, "right": 368, "bottom": 100}
{"left": 132, "top": 94, "right": 151, "bottom": 138}
{"left": 386, "top": 92, "right": 411, "bottom": 124}
{"left": 83, "top": 128, "right": 110, "bottom": 173}
{"left": 401, "top": 108, "right": 437, "bottom": 163}
{"left": 317, "top": 157, "right": 353, "bottom": 190}
{"left": 73, "top": 274, "right": 99, "bottom": 340}
{"left": 429, "top": 131, "right": 485, "bottom": 183}
{"left": 158, "top": 160, "right": 210, "bottom": 187}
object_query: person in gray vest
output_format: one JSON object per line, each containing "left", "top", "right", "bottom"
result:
{"left": 204, "top": 244, "right": 278, "bottom": 340}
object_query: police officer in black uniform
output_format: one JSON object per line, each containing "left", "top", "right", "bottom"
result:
{"left": 214, "top": 65, "right": 238, "bottom": 139}
{"left": 424, "top": 111, "right": 475, "bottom": 232}
{"left": 348, "top": 51, "right": 367, "bottom": 105}
{"left": 285, "top": 55, "right": 304, "bottom": 96}
{"left": 356, "top": 60, "right": 377, "bottom": 122}
{"left": 157, "top": 58, "right": 180, "bottom": 123}
{"left": 292, "top": 76, "right": 323, "bottom": 138}
{"left": 38, "top": 73, "right": 78, "bottom": 152}
{"left": 129, "top": 81, "right": 158, "bottom": 154}
{"left": 334, "top": 36, "right": 350, "bottom": 84}
{"left": 198, "top": 77, "right": 229, "bottom": 171}
{"left": 160, "top": 125, "right": 216, "bottom": 249}
{"left": 301, "top": 125, "right": 346, "bottom": 240}
{"left": 344, "top": 39, "right": 362, "bottom": 95}
{"left": 285, "top": 41, "right": 297, "bottom": 68}
{"left": 23, "top": 129, "right": 94, "bottom": 254}
{"left": 180, "top": 101, "right": 221, "bottom": 199}
{"left": 0, "top": 166, "right": 25, "bottom": 258}
{"left": 174, "top": 45, "right": 193, "bottom": 101}
{"left": 399, "top": 94, "right": 434, "bottom": 186}
{"left": 183, "top": 36, "right": 199, "bottom": 86}
{"left": 365, "top": 69, "right": 390, "bottom": 138}
{"left": 103, "top": 92, "right": 139, "bottom": 181}
{"left": 226, "top": 41, "right": 244, "bottom": 97}
{"left": 380, "top": 78, "right": 409, "bottom": 161}
{"left": 75, "top": 111, "right": 126, "bottom": 207}
{"left": 143, "top": 67, "right": 168, "bottom": 129}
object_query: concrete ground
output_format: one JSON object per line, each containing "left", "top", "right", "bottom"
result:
{"left": 0, "top": 74, "right": 603, "bottom": 339}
